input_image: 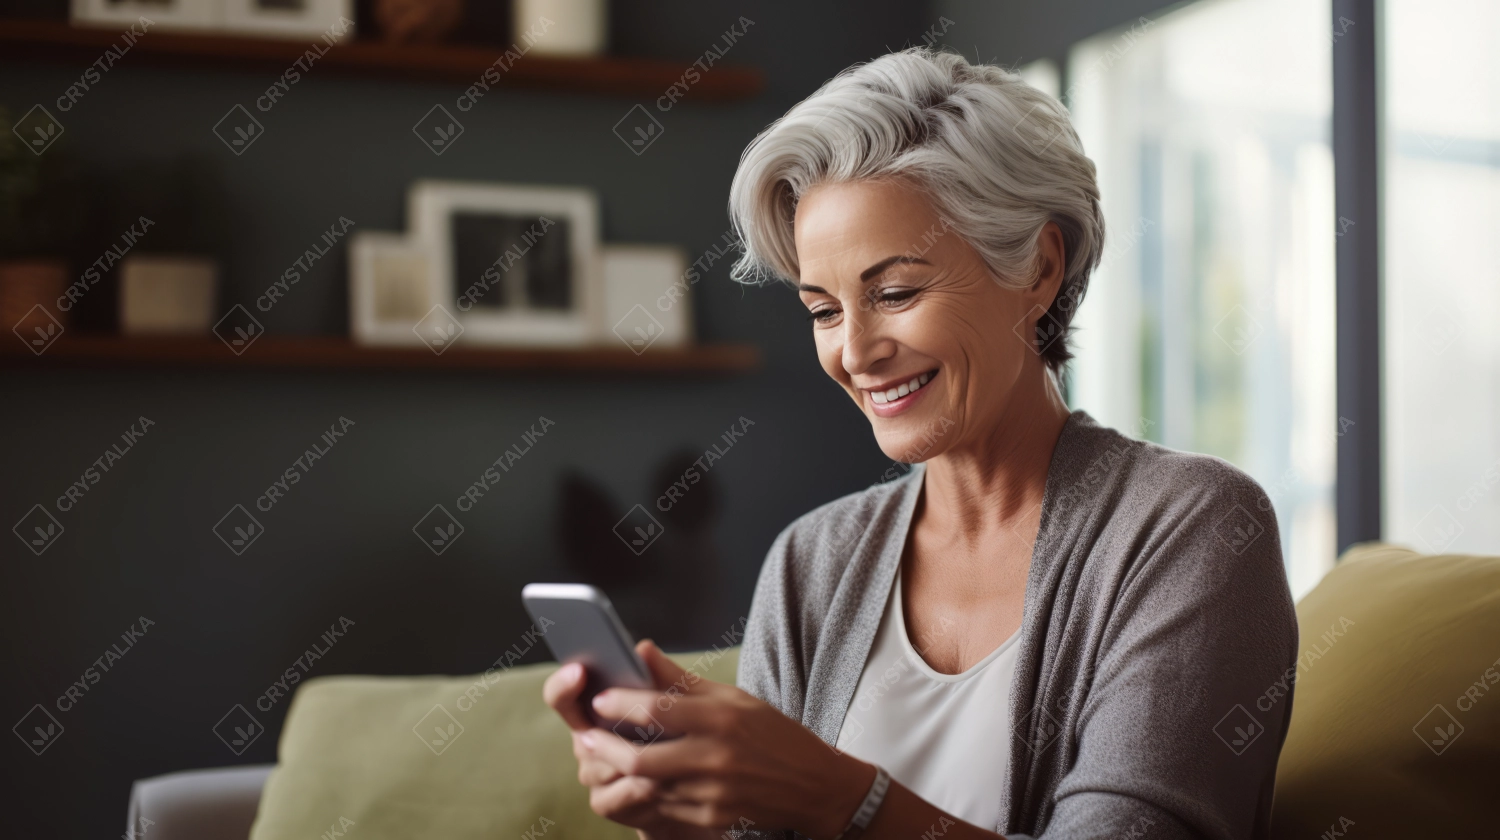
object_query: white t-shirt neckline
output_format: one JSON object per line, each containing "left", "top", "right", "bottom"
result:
{"left": 890, "top": 571, "right": 1021, "bottom": 683}
{"left": 834, "top": 568, "right": 1024, "bottom": 831}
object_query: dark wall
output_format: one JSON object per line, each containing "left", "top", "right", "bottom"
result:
{"left": 0, "top": 1, "right": 964, "bottom": 836}
{"left": 935, "top": 0, "right": 1177, "bottom": 69}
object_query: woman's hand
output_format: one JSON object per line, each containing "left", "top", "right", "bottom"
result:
{"left": 548, "top": 644, "right": 1001, "bottom": 840}
{"left": 543, "top": 655, "right": 679, "bottom": 837}
{"left": 580, "top": 641, "right": 876, "bottom": 840}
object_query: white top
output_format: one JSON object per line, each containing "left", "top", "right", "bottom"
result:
{"left": 834, "top": 571, "right": 1022, "bottom": 831}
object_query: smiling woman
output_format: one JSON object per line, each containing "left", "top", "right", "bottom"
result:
{"left": 784, "top": 179, "right": 1073, "bottom": 461}
{"left": 543, "top": 47, "right": 1299, "bottom": 840}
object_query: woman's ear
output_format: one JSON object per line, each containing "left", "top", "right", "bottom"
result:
{"left": 1027, "top": 221, "right": 1068, "bottom": 310}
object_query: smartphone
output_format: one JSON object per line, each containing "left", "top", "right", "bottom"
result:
{"left": 521, "top": 583, "right": 652, "bottom": 720}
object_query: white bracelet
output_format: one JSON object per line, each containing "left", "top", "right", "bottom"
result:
{"left": 832, "top": 765, "right": 890, "bottom": 840}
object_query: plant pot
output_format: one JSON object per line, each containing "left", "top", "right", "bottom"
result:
{"left": 375, "top": 0, "right": 465, "bottom": 43}
{"left": 0, "top": 259, "right": 69, "bottom": 330}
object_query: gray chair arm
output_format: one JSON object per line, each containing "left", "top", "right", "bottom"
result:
{"left": 126, "top": 765, "right": 274, "bottom": 840}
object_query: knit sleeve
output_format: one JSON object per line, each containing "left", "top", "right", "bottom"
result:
{"left": 735, "top": 523, "right": 807, "bottom": 840}
{"left": 737, "top": 520, "right": 809, "bottom": 725}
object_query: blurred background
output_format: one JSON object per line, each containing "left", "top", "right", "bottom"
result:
{"left": 1, "top": 0, "right": 1494, "bottom": 836}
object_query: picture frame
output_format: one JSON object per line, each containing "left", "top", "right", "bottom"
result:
{"left": 408, "top": 180, "right": 602, "bottom": 347}
{"left": 349, "top": 232, "right": 440, "bottom": 346}
{"left": 220, "top": 0, "right": 355, "bottom": 41}
{"left": 71, "top": 0, "right": 219, "bottom": 31}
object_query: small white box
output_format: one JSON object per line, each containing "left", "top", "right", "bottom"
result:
{"left": 120, "top": 256, "right": 218, "bottom": 335}
{"left": 514, "top": 0, "right": 606, "bottom": 57}
{"left": 602, "top": 245, "right": 692, "bottom": 350}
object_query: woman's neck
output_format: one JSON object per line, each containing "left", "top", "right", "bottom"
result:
{"left": 921, "top": 369, "right": 1071, "bottom": 540}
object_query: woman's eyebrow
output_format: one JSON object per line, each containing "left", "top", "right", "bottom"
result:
{"left": 796, "top": 255, "right": 933, "bottom": 293}
{"left": 860, "top": 255, "right": 931, "bottom": 282}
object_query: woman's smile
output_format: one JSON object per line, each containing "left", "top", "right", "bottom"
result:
{"left": 864, "top": 369, "right": 939, "bottom": 417}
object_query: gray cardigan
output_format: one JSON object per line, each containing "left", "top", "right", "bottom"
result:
{"left": 737, "top": 411, "right": 1299, "bottom": 840}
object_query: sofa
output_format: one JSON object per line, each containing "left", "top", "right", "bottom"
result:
{"left": 127, "top": 544, "right": 1499, "bottom": 840}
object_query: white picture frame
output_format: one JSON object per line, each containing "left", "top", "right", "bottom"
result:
{"left": 220, "top": 0, "right": 355, "bottom": 41}
{"left": 408, "top": 180, "right": 602, "bottom": 347}
{"left": 349, "top": 232, "right": 440, "bottom": 347}
{"left": 71, "top": 0, "right": 219, "bottom": 31}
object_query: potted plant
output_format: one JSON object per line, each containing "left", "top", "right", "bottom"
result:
{"left": 0, "top": 104, "right": 82, "bottom": 331}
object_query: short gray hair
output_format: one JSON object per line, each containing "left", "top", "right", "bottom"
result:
{"left": 728, "top": 47, "right": 1104, "bottom": 374}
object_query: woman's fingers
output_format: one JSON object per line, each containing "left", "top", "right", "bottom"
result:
{"left": 573, "top": 732, "right": 626, "bottom": 786}
{"left": 593, "top": 688, "right": 724, "bottom": 736}
{"left": 578, "top": 758, "right": 624, "bottom": 787}
{"left": 638, "top": 639, "right": 691, "bottom": 689}
{"left": 590, "top": 688, "right": 672, "bottom": 730}
{"left": 583, "top": 727, "right": 724, "bottom": 780}
{"left": 656, "top": 799, "right": 720, "bottom": 829}
{"left": 656, "top": 775, "right": 735, "bottom": 804}
{"left": 542, "top": 662, "right": 592, "bottom": 731}
{"left": 589, "top": 774, "right": 660, "bottom": 821}
{"left": 581, "top": 726, "right": 646, "bottom": 776}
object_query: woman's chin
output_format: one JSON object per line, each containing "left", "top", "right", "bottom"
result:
{"left": 871, "top": 413, "right": 956, "bottom": 464}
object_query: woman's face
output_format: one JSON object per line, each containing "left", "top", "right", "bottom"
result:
{"left": 793, "top": 179, "right": 1062, "bottom": 463}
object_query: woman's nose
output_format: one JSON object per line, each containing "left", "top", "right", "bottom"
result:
{"left": 840, "top": 309, "right": 892, "bottom": 377}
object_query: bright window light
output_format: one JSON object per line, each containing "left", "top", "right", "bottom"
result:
{"left": 1067, "top": 0, "right": 1336, "bottom": 598}
{"left": 1382, "top": 0, "right": 1500, "bottom": 556}
{"left": 1017, "top": 58, "right": 1060, "bottom": 101}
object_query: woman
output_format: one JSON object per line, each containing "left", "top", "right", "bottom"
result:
{"left": 545, "top": 48, "right": 1298, "bottom": 840}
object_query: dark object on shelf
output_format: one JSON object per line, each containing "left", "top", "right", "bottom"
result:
{"left": 374, "top": 0, "right": 463, "bottom": 43}
{"left": 0, "top": 335, "right": 762, "bottom": 374}
{"left": 94, "top": 156, "right": 231, "bottom": 256}
{"left": 558, "top": 472, "right": 636, "bottom": 588}
{"left": 0, "top": 19, "right": 764, "bottom": 99}
{"left": 557, "top": 453, "right": 725, "bottom": 650}
{"left": 72, "top": 156, "right": 231, "bottom": 332}
{"left": 449, "top": 0, "right": 510, "bottom": 46}
{"left": 650, "top": 447, "right": 719, "bottom": 533}
{"left": 39, "top": 155, "right": 230, "bottom": 333}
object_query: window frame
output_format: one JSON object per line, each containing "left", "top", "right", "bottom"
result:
{"left": 1331, "top": 0, "right": 1382, "bottom": 552}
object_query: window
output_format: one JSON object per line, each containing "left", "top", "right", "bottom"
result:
{"left": 1017, "top": 58, "right": 1060, "bottom": 101}
{"left": 1382, "top": 0, "right": 1500, "bottom": 555}
{"left": 1066, "top": 0, "right": 1336, "bottom": 598}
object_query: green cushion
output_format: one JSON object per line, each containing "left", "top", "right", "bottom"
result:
{"left": 1271, "top": 544, "right": 1500, "bottom": 838}
{"left": 249, "top": 648, "right": 740, "bottom": 840}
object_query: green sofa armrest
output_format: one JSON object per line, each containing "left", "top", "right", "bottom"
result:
{"left": 250, "top": 648, "right": 739, "bottom": 840}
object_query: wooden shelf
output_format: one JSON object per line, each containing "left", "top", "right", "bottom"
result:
{"left": 0, "top": 19, "right": 763, "bottom": 100}
{"left": 1, "top": 336, "right": 761, "bottom": 374}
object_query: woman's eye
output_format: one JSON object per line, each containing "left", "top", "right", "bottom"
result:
{"left": 878, "top": 288, "right": 918, "bottom": 305}
{"left": 806, "top": 308, "right": 840, "bottom": 324}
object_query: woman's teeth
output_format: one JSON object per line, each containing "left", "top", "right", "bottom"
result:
{"left": 870, "top": 371, "right": 932, "bottom": 405}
